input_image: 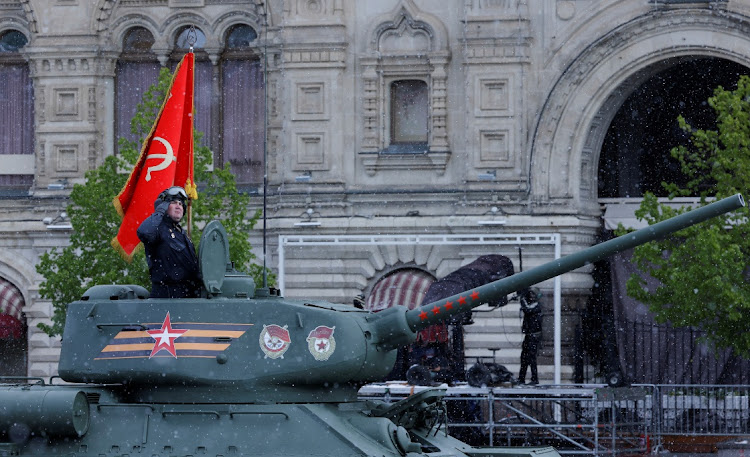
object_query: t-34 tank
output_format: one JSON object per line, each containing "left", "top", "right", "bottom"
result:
{"left": 0, "top": 194, "right": 745, "bottom": 456}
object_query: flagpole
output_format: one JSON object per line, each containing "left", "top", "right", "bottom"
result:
{"left": 262, "top": 6, "right": 269, "bottom": 289}
{"left": 187, "top": 194, "right": 192, "bottom": 238}
{"left": 186, "top": 29, "right": 196, "bottom": 239}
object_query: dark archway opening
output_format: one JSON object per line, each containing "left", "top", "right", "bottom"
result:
{"left": 598, "top": 57, "right": 749, "bottom": 198}
{"left": 582, "top": 58, "right": 750, "bottom": 385}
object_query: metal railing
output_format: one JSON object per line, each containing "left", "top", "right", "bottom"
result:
{"left": 360, "top": 383, "right": 750, "bottom": 455}
{"left": 360, "top": 383, "right": 652, "bottom": 455}
{"left": 655, "top": 384, "right": 750, "bottom": 436}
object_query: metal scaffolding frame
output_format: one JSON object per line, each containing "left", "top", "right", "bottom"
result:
{"left": 359, "top": 383, "right": 652, "bottom": 456}
{"left": 279, "top": 233, "right": 564, "bottom": 382}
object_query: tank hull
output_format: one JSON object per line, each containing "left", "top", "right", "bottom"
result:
{"left": 0, "top": 383, "right": 558, "bottom": 457}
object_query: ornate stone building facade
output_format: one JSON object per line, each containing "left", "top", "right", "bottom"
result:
{"left": 1, "top": 0, "right": 748, "bottom": 381}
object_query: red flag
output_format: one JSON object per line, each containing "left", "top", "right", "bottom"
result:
{"left": 111, "top": 52, "right": 196, "bottom": 262}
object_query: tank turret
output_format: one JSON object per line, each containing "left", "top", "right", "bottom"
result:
{"left": 1, "top": 194, "right": 744, "bottom": 456}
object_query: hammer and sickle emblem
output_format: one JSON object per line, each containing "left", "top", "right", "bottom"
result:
{"left": 144, "top": 137, "right": 176, "bottom": 182}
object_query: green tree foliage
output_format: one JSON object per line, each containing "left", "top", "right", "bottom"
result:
{"left": 623, "top": 75, "right": 750, "bottom": 355}
{"left": 37, "top": 67, "right": 267, "bottom": 337}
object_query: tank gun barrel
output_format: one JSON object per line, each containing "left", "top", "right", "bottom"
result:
{"left": 404, "top": 193, "right": 745, "bottom": 332}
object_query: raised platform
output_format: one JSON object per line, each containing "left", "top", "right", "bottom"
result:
{"left": 359, "top": 382, "right": 652, "bottom": 455}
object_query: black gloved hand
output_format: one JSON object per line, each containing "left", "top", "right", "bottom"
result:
{"left": 155, "top": 199, "right": 170, "bottom": 215}
{"left": 519, "top": 287, "right": 541, "bottom": 311}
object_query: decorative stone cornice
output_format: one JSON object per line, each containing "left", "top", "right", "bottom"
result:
{"left": 361, "top": 151, "right": 450, "bottom": 177}
{"left": 464, "top": 0, "right": 530, "bottom": 20}
{"left": 281, "top": 45, "right": 347, "bottom": 68}
{"left": 463, "top": 37, "right": 532, "bottom": 64}
{"left": 25, "top": 51, "right": 118, "bottom": 78}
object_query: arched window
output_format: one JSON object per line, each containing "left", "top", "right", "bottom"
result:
{"left": 365, "top": 268, "right": 434, "bottom": 312}
{"left": 0, "top": 30, "right": 33, "bottom": 193}
{"left": 221, "top": 24, "right": 264, "bottom": 186}
{"left": 115, "top": 27, "right": 160, "bottom": 147}
{"left": 175, "top": 26, "right": 206, "bottom": 49}
{"left": 226, "top": 24, "right": 257, "bottom": 48}
{"left": 0, "top": 30, "right": 26, "bottom": 52}
{"left": 0, "top": 277, "right": 27, "bottom": 376}
{"left": 364, "top": 268, "right": 446, "bottom": 352}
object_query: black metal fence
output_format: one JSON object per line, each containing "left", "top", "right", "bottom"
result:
{"left": 618, "top": 320, "right": 750, "bottom": 385}
{"left": 656, "top": 384, "right": 750, "bottom": 436}
{"left": 576, "top": 318, "right": 750, "bottom": 385}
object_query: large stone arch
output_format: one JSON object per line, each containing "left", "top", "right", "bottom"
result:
{"left": 530, "top": 8, "right": 750, "bottom": 213}
{"left": 18, "top": 0, "right": 37, "bottom": 33}
{"left": 0, "top": 252, "right": 35, "bottom": 309}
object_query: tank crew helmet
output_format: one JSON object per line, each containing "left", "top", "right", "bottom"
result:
{"left": 158, "top": 186, "right": 188, "bottom": 206}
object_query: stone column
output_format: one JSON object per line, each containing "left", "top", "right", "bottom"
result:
{"left": 24, "top": 38, "right": 117, "bottom": 196}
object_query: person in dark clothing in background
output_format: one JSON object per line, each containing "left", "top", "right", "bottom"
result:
{"left": 137, "top": 186, "right": 201, "bottom": 298}
{"left": 518, "top": 287, "right": 543, "bottom": 385}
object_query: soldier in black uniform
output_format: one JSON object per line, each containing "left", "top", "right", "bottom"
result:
{"left": 137, "top": 186, "right": 201, "bottom": 298}
{"left": 518, "top": 287, "right": 542, "bottom": 385}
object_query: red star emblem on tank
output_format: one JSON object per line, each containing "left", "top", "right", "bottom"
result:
{"left": 147, "top": 312, "right": 187, "bottom": 358}
{"left": 445, "top": 300, "right": 453, "bottom": 310}
{"left": 419, "top": 310, "right": 428, "bottom": 320}
{"left": 307, "top": 325, "right": 336, "bottom": 361}
{"left": 458, "top": 296, "right": 467, "bottom": 306}
{"left": 471, "top": 291, "right": 479, "bottom": 300}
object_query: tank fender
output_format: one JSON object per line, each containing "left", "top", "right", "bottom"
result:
{"left": 0, "top": 389, "right": 90, "bottom": 440}
{"left": 348, "top": 415, "right": 421, "bottom": 455}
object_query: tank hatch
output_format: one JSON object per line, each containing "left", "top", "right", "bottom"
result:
{"left": 199, "top": 220, "right": 229, "bottom": 294}
{"left": 199, "top": 220, "right": 254, "bottom": 298}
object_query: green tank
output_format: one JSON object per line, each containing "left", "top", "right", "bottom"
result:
{"left": 0, "top": 194, "right": 744, "bottom": 456}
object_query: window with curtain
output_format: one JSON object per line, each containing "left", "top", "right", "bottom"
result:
{"left": 115, "top": 27, "right": 160, "bottom": 147}
{"left": 221, "top": 24, "right": 264, "bottom": 187}
{"left": 389, "top": 79, "right": 428, "bottom": 153}
{"left": 0, "top": 30, "right": 33, "bottom": 191}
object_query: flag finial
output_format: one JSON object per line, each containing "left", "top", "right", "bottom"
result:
{"left": 186, "top": 25, "right": 197, "bottom": 53}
